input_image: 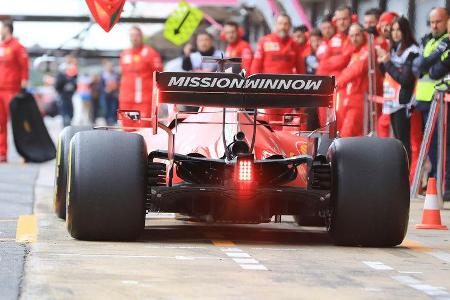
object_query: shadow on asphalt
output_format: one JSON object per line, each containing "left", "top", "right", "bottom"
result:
{"left": 139, "top": 223, "right": 332, "bottom": 246}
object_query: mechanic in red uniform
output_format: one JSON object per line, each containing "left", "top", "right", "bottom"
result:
{"left": 223, "top": 21, "right": 253, "bottom": 74}
{"left": 119, "top": 26, "right": 162, "bottom": 127}
{"left": 292, "top": 25, "right": 311, "bottom": 59}
{"left": 336, "top": 23, "right": 369, "bottom": 137}
{"left": 319, "top": 14, "right": 336, "bottom": 41}
{"left": 363, "top": 8, "right": 381, "bottom": 31}
{"left": 316, "top": 6, "right": 353, "bottom": 77}
{"left": 250, "top": 14, "right": 305, "bottom": 127}
{"left": 250, "top": 14, "right": 305, "bottom": 75}
{"left": 315, "top": 14, "right": 335, "bottom": 72}
{"left": 0, "top": 20, "right": 29, "bottom": 162}
{"left": 316, "top": 6, "right": 354, "bottom": 129}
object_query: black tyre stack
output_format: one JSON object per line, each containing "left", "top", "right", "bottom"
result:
{"left": 53, "top": 126, "right": 91, "bottom": 219}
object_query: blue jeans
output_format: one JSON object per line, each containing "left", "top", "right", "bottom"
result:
{"left": 101, "top": 93, "right": 118, "bottom": 125}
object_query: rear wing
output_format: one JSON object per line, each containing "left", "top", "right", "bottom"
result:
{"left": 153, "top": 72, "right": 335, "bottom": 109}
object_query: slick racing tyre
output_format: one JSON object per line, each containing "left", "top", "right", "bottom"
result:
{"left": 328, "top": 137, "right": 410, "bottom": 247}
{"left": 53, "top": 126, "right": 91, "bottom": 219}
{"left": 66, "top": 130, "right": 147, "bottom": 241}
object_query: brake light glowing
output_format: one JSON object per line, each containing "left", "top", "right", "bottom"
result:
{"left": 238, "top": 160, "right": 252, "bottom": 181}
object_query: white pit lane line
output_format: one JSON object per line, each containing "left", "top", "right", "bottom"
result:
{"left": 240, "top": 264, "right": 268, "bottom": 271}
{"left": 43, "top": 253, "right": 223, "bottom": 261}
{"left": 221, "top": 247, "right": 268, "bottom": 271}
{"left": 392, "top": 276, "right": 450, "bottom": 299}
{"left": 363, "top": 261, "right": 394, "bottom": 271}
{"left": 121, "top": 280, "right": 139, "bottom": 285}
{"left": 220, "top": 247, "right": 243, "bottom": 252}
{"left": 232, "top": 258, "right": 259, "bottom": 264}
{"left": 225, "top": 252, "right": 251, "bottom": 258}
{"left": 430, "top": 251, "right": 450, "bottom": 263}
{"left": 175, "top": 256, "right": 195, "bottom": 260}
{"left": 362, "top": 260, "right": 450, "bottom": 299}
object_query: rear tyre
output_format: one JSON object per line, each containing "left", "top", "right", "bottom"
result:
{"left": 328, "top": 137, "right": 410, "bottom": 247}
{"left": 53, "top": 126, "right": 91, "bottom": 219}
{"left": 66, "top": 130, "right": 147, "bottom": 241}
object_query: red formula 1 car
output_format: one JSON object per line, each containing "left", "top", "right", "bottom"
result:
{"left": 53, "top": 58, "right": 409, "bottom": 246}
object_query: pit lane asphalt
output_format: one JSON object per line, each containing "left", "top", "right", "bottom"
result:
{"left": 1, "top": 120, "right": 450, "bottom": 300}
{"left": 0, "top": 120, "right": 41, "bottom": 300}
{"left": 20, "top": 160, "right": 450, "bottom": 300}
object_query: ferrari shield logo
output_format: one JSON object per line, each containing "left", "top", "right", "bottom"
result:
{"left": 164, "top": 1, "right": 203, "bottom": 46}
{"left": 85, "top": 0, "right": 125, "bottom": 32}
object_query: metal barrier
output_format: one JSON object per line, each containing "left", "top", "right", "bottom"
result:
{"left": 410, "top": 76, "right": 450, "bottom": 208}
{"left": 365, "top": 33, "right": 378, "bottom": 136}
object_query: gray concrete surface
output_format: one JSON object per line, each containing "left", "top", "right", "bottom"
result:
{"left": 2, "top": 117, "right": 450, "bottom": 300}
{"left": 19, "top": 160, "right": 450, "bottom": 300}
{"left": 0, "top": 117, "right": 59, "bottom": 300}
{"left": 0, "top": 164, "right": 38, "bottom": 300}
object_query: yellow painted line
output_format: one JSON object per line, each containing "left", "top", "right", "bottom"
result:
{"left": 15, "top": 215, "right": 37, "bottom": 243}
{"left": 401, "top": 239, "right": 433, "bottom": 253}
{"left": 211, "top": 240, "right": 236, "bottom": 247}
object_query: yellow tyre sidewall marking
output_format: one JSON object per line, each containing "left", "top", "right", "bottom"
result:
{"left": 67, "top": 139, "right": 74, "bottom": 209}
{"left": 53, "top": 135, "right": 63, "bottom": 206}
{"left": 56, "top": 133, "right": 62, "bottom": 167}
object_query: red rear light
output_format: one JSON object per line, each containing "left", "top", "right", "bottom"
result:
{"left": 235, "top": 155, "right": 255, "bottom": 185}
{"left": 238, "top": 160, "right": 252, "bottom": 181}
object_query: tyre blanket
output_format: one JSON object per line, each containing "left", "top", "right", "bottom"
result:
{"left": 9, "top": 92, "right": 56, "bottom": 162}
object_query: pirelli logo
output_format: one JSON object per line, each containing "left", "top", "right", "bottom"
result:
{"left": 167, "top": 76, "right": 323, "bottom": 91}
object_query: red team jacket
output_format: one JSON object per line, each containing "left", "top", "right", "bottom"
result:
{"left": 225, "top": 39, "right": 253, "bottom": 73}
{"left": 337, "top": 44, "right": 369, "bottom": 105}
{"left": 0, "top": 37, "right": 28, "bottom": 91}
{"left": 250, "top": 33, "right": 305, "bottom": 75}
{"left": 374, "top": 36, "right": 390, "bottom": 96}
{"left": 336, "top": 43, "right": 369, "bottom": 137}
{"left": 119, "top": 45, "right": 163, "bottom": 104}
{"left": 316, "top": 32, "right": 352, "bottom": 77}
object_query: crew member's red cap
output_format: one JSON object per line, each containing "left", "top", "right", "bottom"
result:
{"left": 379, "top": 11, "right": 399, "bottom": 25}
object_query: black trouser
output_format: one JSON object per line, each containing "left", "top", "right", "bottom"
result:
{"left": 391, "top": 108, "right": 411, "bottom": 160}
{"left": 59, "top": 92, "right": 74, "bottom": 127}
